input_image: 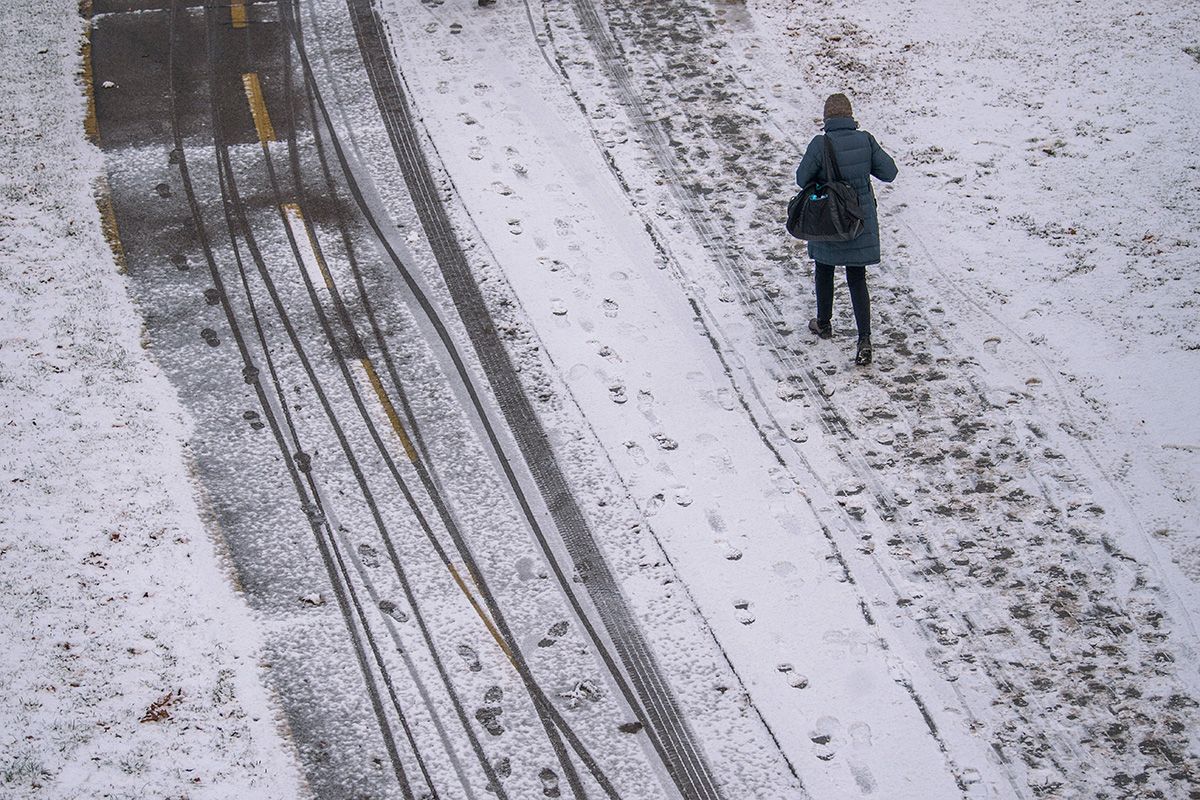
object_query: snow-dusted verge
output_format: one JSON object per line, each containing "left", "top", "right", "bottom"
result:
{"left": 751, "top": 0, "right": 1200, "bottom": 584}
{"left": 0, "top": 2, "right": 303, "bottom": 796}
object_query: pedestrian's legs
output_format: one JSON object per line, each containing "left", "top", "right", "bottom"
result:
{"left": 814, "top": 261, "right": 834, "bottom": 325}
{"left": 845, "top": 265, "right": 871, "bottom": 338}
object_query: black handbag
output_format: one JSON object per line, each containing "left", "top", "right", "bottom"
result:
{"left": 786, "top": 135, "right": 865, "bottom": 242}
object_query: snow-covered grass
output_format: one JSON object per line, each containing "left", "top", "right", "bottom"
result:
{"left": 0, "top": 2, "right": 303, "bottom": 796}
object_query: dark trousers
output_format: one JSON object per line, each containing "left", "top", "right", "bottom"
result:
{"left": 814, "top": 262, "right": 870, "bottom": 338}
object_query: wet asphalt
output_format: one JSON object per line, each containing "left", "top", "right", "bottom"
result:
{"left": 89, "top": 2, "right": 682, "bottom": 798}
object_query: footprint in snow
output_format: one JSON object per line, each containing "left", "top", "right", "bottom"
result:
{"left": 515, "top": 556, "right": 545, "bottom": 581}
{"left": 538, "top": 256, "right": 569, "bottom": 274}
{"left": 474, "top": 704, "right": 504, "bottom": 736}
{"left": 624, "top": 441, "right": 648, "bottom": 466}
{"left": 715, "top": 539, "right": 742, "bottom": 561}
{"left": 538, "top": 620, "right": 569, "bottom": 647}
{"left": 242, "top": 409, "right": 264, "bottom": 430}
{"left": 468, "top": 147, "right": 483, "bottom": 161}
{"left": 601, "top": 298, "right": 619, "bottom": 318}
{"left": 787, "top": 422, "right": 810, "bottom": 443}
{"left": 777, "top": 663, "right": 808, "bottom": 689}
{"left": 378, "top": 599, "right": 408, "bottom": 623}
{"left": 491, "top": 181, "right": 514, "bottom": 196}
{"left": 672, "top": 485, "right": 693, "bottom": 506}
{"left": 457, "top": 643, "right": 482, "bottom": 672}
{"left": 849, "top": 762, "right": 877, "bottom": 794}
{"left": 486, "top": 756, "right": 511, "bottom": 794}
{"left": 357, "top": 543, "right": 380, "bottom": 568}
{"left": 596, "top": 343, "right": 620, "bottom": 362}
{"left": 652, "top": 432, "right": 678, "bottom": 451}
{"left": 539, "top": 768, "right": 561, "bottom": 798}
{"left": 773, "top": 560, "right": 797, "bottom": 577}
{"left": 983, "top": 336, "right": 1001, "bottom": 353}
{"left": 200, "top": 328, "right": 220, "bottom": 347}
{"left": 810, "top": 715, "right": 842, "bottom": 761}
{"left": 769, "top": 468, "right": 795, "bottom": 494}
{"left": 507, "top": 218, "right": 522, "bottom": 235}
{"left": 644, "top": 492, "right": 665, "bottom": 516}
{"left": 849, "top": 721, "right": 873, "bottom": 748}
{"left": 608, "top": 382, "right": 627, "bottom": 404}
{"left": 550, "top": 298, "right": 567, "bottom": 317}
{"left": 709, "top": 450, "right": 735, "bottom": 474}
{"left": 560, "top": 679, "right": 602, "bottom": 709}
{"left": 733, "top": 599, "right": 755, "bottom": 625}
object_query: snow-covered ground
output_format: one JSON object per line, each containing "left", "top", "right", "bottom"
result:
{"left": 2, "top": 0, "right": 1198, "bottom": 797}
{"left": 0, "top": 2, "right": 303, "bottom": 796}
{"left": 358, "top": 0, "right": 1200, "bottom": 795}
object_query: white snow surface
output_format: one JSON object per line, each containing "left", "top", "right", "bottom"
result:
{"left": 0, "top": 2, "right": 304, "bottom": 797}
{"left": 2, "top": 0, "right": 1199, "bottom": 797}
{"left": 362, "top": 0, "right": 1200, "bottom": 796}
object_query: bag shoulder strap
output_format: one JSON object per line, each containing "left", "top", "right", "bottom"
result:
{"left": 822, "top": 134, "right": 844, "bottom": 183}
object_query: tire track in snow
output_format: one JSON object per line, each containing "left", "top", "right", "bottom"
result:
{"left": 334, "top": 1, "right": 727, "bottom": 798}
{"left": 548, "top": 0, "right": 1200, "bottom": 794}
{"left": 163, "top": 3, "right": 420, "bottom": 795}
{"left": 263, "top": 5, "right": 635, "bottom": 796}
{"left": 543, "top": 0, "right": 1041, "bottom": 792}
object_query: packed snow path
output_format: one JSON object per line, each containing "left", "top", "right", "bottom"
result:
{"left": 86, "top": 0, "right": 1200, "bottom": 798}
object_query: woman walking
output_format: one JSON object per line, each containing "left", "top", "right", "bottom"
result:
{"left": 794, "top": 93, "right": 898, "bottom": 365}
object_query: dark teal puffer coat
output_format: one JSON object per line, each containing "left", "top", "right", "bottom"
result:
{"left": 795, "top": 117, "right": 898, "bottom": 266}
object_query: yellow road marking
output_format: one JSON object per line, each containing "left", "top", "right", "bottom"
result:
{"left": 95, "top": 175, "right": 128, "bottom": 275}
{"left": 241, "top": 72, "right": 276, "bottom": 143}
{"left": 359, "top": 357, "right": 420, "bottom": 462}
{"left": 231, "top": 0, "right": 248, "bottom": 28}
{"left": 449, "top": 565, "right": 515, "bottom": 662}
{"left": 281, "top": 203, "right": 418, "bottom": 461}
{"left": 283, "top": 201, "right": 517, "bottom": 670}
{"left": 81, "top": 6, "right": 99, "bottom": 143}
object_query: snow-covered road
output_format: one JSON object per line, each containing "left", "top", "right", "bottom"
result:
{"left": 4, "top": 0, "right": 1197, "bottom": 797}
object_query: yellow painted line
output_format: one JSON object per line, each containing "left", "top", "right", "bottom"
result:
{"left": 281, "top": 203, "right": 420, "bottom": 464}
{"left": 241, "top": 72, "right": 276, "bottom": 143}
{"left": 95, "top": 174, "right": 128, "bottom": 275}
{"left": 448, "top": 564, "right": 515, "bottom": 663}
{"left": 280, "top": 201, "right": 514, "bottom": 667}
{"left": 359, "top": 356, "right": 420, "bottom": 462}
{"left": 230, "top": 0, "right": 248, "bottom": 28}
{"left": 80, "top": 1, "right": 99, "bottom": 143}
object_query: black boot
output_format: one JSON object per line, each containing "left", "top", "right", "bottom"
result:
{"left": 855, "top": 336, "right": 873, "bottom": 366}
{"left": 808, "top": 318, "right": 832, "bottom": 340}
